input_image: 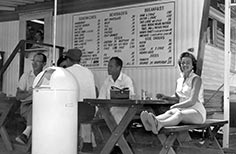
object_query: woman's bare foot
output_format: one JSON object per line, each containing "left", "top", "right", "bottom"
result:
{"left": 140, "top": 111, "right": 152, "bottom": 131}
{"left": 147, "top": 112, "right": 162, "bottom": 134}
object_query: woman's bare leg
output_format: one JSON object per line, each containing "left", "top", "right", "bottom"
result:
{"left": 140, "top": 108, "right": 179, "bottom": 132}
{"left": 155, "top": 108, "right": 180, "bottom": 121}
{"left": 158, "top": 109, "right": 203, "bottom": 127}
{"left": 179, "top": 109, "right": 204, "bottom": 124}
{"left": 148, "top": 109, "right": 203, "bottom": 134}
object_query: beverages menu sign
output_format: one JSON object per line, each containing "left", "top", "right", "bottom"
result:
{"left": 73, "top": 1, "right": 175, "bottom": 67}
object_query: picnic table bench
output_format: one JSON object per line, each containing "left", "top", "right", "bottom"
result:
{"left": 158, "top": 119, "right": 228, "bottom": 154}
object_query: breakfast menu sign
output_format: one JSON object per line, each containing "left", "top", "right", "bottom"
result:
{"left": 73, "top": 1, "right": 175, "bottom": 68}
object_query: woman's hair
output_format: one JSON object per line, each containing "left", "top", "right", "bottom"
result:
{"left": 178, "top": 52, "right": 197, "bottom": 73}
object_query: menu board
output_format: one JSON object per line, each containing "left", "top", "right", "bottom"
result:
{"left": 73, "top": 1, "right": 175, "bottom": 67}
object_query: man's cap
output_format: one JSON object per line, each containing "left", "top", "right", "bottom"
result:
{"left": 65, "top": 48, "right": 82, "bottom": 61}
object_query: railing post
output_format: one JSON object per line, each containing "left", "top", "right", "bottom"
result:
{"left": 19, "top": 43, "right": 25, "bottom": 79}
{"left": 0, "top": 51, "right": 4, "bottom": 91}
{"left": 196, "top": 0, "right": 211, "bottom": 76}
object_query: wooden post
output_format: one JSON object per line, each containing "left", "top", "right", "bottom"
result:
{"left": 196, "top": 0, "right": 211, "bottom": 76}
{"left": 52, "top": 0, "right": 57, "bottom": 66}
{"left": 223, "top": 0, "right": 231, "bottom": 148}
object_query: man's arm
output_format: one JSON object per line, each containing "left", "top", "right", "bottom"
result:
{"left": 16, "top": 73, "right": 33, "bottom": 101}
{"left": 16, "top": 87, "right": 32, "bottom": 101}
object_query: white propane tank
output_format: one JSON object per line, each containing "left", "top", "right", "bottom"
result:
{"left": 32, "top": 66, "right": 79, "bottom": 154}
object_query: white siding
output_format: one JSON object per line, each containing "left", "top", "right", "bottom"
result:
{"left": 56, "top": 14, "right": 74, "bottom": 50}
{"left": 0, "top": 0, "right": 205, "bottom": 98}
{"left": 202, "top": 45, "right": 224, "bottom": 90}
{"left": 0, "top": 21, "right": 20, "bottom": 96}
{"left": 54, "top": 0, "right": 205, "bottom": 98}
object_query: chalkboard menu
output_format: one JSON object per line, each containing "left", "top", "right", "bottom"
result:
{"left": 73, "top": 1, "right": 175, "bottom": 68}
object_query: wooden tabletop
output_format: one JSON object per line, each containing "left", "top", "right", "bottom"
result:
{"left": 83, "top": 98, "right": 176, "bottom": 106}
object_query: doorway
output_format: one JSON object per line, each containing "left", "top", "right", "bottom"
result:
{"left": 26, "top": 19, "right": 44, "bottom": 49}
{"left": 19, "top": 10, "right": 53, "bottom": 73}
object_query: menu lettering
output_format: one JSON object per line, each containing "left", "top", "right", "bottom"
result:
{"left": 73, "top": 1, "right": 175, "bottom": 67}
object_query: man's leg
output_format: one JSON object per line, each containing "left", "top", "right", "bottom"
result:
{"left": 16, "top": 104, "right": 32, "bottom": 144}
{"left": 23, "top": 105, "right": 32, "bottom": 138}
{"left": 80, "top": 124, "right": 94, "bottom": 152}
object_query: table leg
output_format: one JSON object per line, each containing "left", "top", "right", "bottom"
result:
{"left": 203, "top": 126, "right": 225, "bottom": 154}
{"left": 0, "top": 126, "right": 13, "bottom": 151}
{"left": 158, "top": 133, "right": 176, "bottom": 154}
{"left": 99, "top": 106, "right": 137, "bottom": 154}
{"left": 0, "top": 102, "right": 14, "bottom": 151}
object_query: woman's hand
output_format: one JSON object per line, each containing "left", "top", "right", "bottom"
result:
{"left": 156, "top": 93, "right": 171, "bottom": 100}
{"left": 156, "top": 93, "right": 165, "bottom": 100}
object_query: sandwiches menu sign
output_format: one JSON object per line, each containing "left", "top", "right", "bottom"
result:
{"left": 73, "top": 1, "right": 175, "bottom": 68}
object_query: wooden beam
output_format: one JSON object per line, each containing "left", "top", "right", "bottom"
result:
{"left": 0, "top": 2, "right": 17, "bottom": 7}
{"left": 33, "top": 0, "right": 45, "bottom": 2}
{"left": 0, "top": 6, "right": 15, "bottom": 11}
{"left": 0, "top": 1, "right": 26, "bottom": 5}
{"left": 6, "top": 0, "right": 34, "bottom": 2}
{"left": 0, "top": 0, "right": 43, "bottom": 2}
{"left": 6, "top": 0, "right": 35, "bottom": 4}
{"left": 196, "top": 0, "right": 211, "bottom": 76}
{"left": 0, "top": 0, "right": 46, "bottom": 11}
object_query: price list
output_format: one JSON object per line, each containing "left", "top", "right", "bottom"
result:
{"left": 137, "top": 3, "right": 174, "bottom": 66}
{"left": 73, "top": 15, "right": 100, "bottom": 67}
{"left": 73, "top": 1, "right": 175, "bottom": 67}
{"left": 102, "top": 11, "right": 136, "bottom": 67}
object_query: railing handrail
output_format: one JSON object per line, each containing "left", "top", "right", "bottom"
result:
{"left": 0, "top": 40, "right": 25, "bottom": 77}
{"left": 23, "top": 40, "right": 64, "bottom": 50}
{"left": 0, "top": 39, "right": 64, "bottom": 82}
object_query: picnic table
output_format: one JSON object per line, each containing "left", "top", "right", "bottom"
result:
{"left": 84, "top": 98, "right": 228, "bottom": 154}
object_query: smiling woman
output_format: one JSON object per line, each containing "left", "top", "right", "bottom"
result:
{"left": 141, "top": 51, "right": 206, "bottom": 135}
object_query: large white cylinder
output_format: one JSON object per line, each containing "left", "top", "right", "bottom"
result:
{"left": 32, "top": 67, "right": 79, "bottom": 154}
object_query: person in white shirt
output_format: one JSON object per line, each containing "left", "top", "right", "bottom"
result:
{"left": 140, "top": 51, "right": 206, "bottom": 135}
{"left": 99, "top": 56, "right": 135, "bottom": 123}
{"left": 65, "top": 49, "right": 96, "bottom": 101}
{"left": 15, "top": 52, "right": 47, "bottom": 144}
{"left": 65, "top": 48, "right": 96, "bottom": 152}
{"left": 99, "top": 56, "right": 135, "bottom": 153}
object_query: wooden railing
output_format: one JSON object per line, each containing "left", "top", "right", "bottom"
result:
{"left": 0, "top": 40, "right": 64, "bottom": 90}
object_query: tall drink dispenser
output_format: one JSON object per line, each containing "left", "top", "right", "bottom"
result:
{"left": 32, "top": 67, "right": 79, "bottom": 154}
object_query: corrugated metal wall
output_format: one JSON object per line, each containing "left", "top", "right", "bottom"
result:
{"left": 0, "top": 21, "right": 20, "bottom": 96}
{"left": 0, "top": 0, "right": 206, "bottom": 98}
{"left": 54, "top": 0, "right": 205, "bottom": 98}
{"left": 202, "top": 45, "right": 224, "bottom": 90}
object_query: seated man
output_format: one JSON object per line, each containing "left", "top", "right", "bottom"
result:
{"left": 15, "top": 52, "right": 47, "bottom": 144}
{"left": 99, "top": 57, "right": 135, "bottom": 122}
{"left": 65, "top": 48, "right": 97, "bottom": 152}
{"left": 99, "top": 57, "right": 135, "bottom": 153}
